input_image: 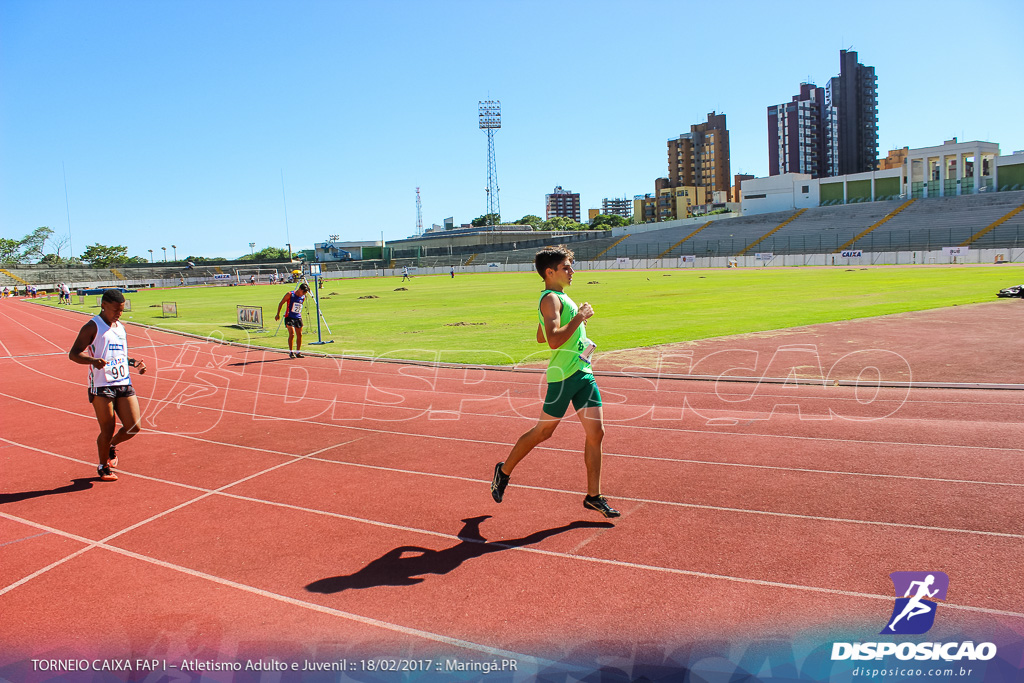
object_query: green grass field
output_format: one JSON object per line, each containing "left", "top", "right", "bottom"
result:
{"left": 38, "top": 265, "right": 1024, "bottom": 365}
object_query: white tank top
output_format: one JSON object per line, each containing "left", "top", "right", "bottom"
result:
{"left": 89, "top": 315, "right": 131, "bottom": 388}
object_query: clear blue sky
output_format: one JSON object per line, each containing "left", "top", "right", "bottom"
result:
{"left": 2, "top": 0, "right": 1022, "bottom": 260}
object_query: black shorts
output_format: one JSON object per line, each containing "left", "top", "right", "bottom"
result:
{"left": 285, "top": 317, "right": 303, "bottom": 329}
{"left": 88, "top": 385, "right": 136, "bottom": 403}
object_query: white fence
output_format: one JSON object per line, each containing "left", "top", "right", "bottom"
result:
{"left": 319, "top": 246, "right": 1024, "bottom": 278}
{"left": 38, "top": 247, "right": 1024, "bottom": 293}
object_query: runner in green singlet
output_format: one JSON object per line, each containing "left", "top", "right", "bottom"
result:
{"left": 489, "top": 245, "right": 619, "bottom": 518}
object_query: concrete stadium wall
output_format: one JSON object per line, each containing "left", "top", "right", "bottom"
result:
{"left": 315, "top": 246, "right": 1024, "bottom": 279}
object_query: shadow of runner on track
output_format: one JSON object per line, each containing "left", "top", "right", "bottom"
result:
{"left": 0, "top": 477, "right": 96, "bottom": 505}
{"left": 305, "top": 515, "right": 613, "bottom": 593}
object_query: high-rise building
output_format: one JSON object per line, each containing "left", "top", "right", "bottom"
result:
{"left": 667, "top": 112, "right": 731, "bottom": 196}
{"left": 545, "top": 186, "right": 581, "bottom": 222}
{"left": 600, "top": 197, "right": 632, "bottom": 218}
{"left": 829, "top": 49, "right": 878, "bottom": 176}
{"left": 878, "top": 146, "right": 909, "bottom": 170}
{"left": 768, "top": 83, "right": 830, "bottom": 178}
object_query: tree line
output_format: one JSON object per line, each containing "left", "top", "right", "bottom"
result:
{"left": 0, "top": 227, "right": 291, "bottom": 268}
{"left": 469, "top": 213, "right": 631, "bottom": 231}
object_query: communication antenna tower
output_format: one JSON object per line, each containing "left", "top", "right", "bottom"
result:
{"left": 415, "top": 187, "right": 424, "bottom": 236}
{"left": 479, "top": 100, "right": 501, "bottom": 223}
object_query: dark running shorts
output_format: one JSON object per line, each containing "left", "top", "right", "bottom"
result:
{"left": 542, "top": 371, "right": 602, "bottom": 418}
{"left": 88, "top": 385, "right": 136, "bottom": 403}
{"left": 285, "top": 317, "right": 303, "bottom": 329}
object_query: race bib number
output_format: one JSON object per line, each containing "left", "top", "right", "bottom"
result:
{"left": 104, "top": 355, "right": 129, "bottom": 383}
{"left": 290, "top": 301, "right": 303, "bottom": 315}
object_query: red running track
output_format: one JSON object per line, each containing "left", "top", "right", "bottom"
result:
{"left": 1, "top": 299, "right": 1023, "bottom": 675}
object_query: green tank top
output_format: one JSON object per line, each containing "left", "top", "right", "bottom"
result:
{"left": 538, "top": 289, "right": 593, "bottom": 383}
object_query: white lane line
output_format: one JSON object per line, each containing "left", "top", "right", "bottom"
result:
{"left": 3, "top": 318, "right": 1021, "bottom": 434}
{"left": 0, "top": 342, "right": 190, "bottom": 360}
{"left": 10, "top": 305, "right": 1022, "bottom": 411}
{"left": 3, "top": 350, "right": 1023, "bottom": 455}
{"left": 0, "top": 531, "right": 51, "bottom": 548}
{"left": 0, "top": 434, "right": 359, "bottom": 598}
{"left": 0, "top": 309, "right": 67, "bottom": 351}
{"left": 2, "top": 504, "right": 1021, "bottom": 625}
{"left": 105, "top": 344, "right": 1024, "bottom": 409}
{"left": 2, "top": 388, "right": 1023, "bottom": 498}
{"left": 4, "top": 433, "right": 1024, "bottom": 568}
{"left": 0, "top": 512, "right": 558, "bottom": 667}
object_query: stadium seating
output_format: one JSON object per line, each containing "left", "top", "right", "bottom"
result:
{"left": 863, "top": 190, "right": 1024, "bottom": 251}
{"left": 592, "top": 191, "right": 1024, "bottom": 257}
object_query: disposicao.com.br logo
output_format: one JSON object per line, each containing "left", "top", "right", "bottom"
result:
{"left": 831, "top": 571, "right": 997, "bottom": 663}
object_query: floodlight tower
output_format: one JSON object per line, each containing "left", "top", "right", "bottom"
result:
{"left": 415, "top": 187, "right": 424, "bottom": 236}
{"left": 479, "top": 100, "right": 501, "bottom": 223}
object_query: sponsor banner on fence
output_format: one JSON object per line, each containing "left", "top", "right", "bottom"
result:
{"left": 841, "top": 250, "right": 863, "bottom": 258}
{"left": 942, "top": 246, "right": 969, "bottom": 256}
{"left": 488, "top": 262, "right": 500, "bottom": 268}
{"left": 236, "top": 305, "right": 263, "bottom": 329}
{"left": 616, "top": 257, "right": 630, "bottom": 264}
{"left": 679, "top": 255, "right": 696, "bottom": 264}
{"left": 162, "top": 302, "right": 178, "bottom": 317}
{"left": 213, "top": 274, "right": 232, "bottom": 280}
{"left": 755, "top": 252, "right": 774, "bottom": 261}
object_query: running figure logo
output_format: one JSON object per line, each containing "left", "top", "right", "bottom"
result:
{"left": 882, "top": 571, "right": 949, "bottom": 634}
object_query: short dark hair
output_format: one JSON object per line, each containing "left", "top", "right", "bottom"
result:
{"left": 101, "top": 289, "right": 125, "bottom": 305}
{"left": 535, "top": 245, "right": 574, "bottom": 277}
{"left": 298, "top": 282, "right": 311, "bottom": 292}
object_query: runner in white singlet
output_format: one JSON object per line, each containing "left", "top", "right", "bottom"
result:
{"left": 69, "top": 289, "right": 147, "bottom": 482}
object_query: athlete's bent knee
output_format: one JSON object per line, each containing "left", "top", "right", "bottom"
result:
{"left": 535, "top": 425, "right": 557, "bottom": 441}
